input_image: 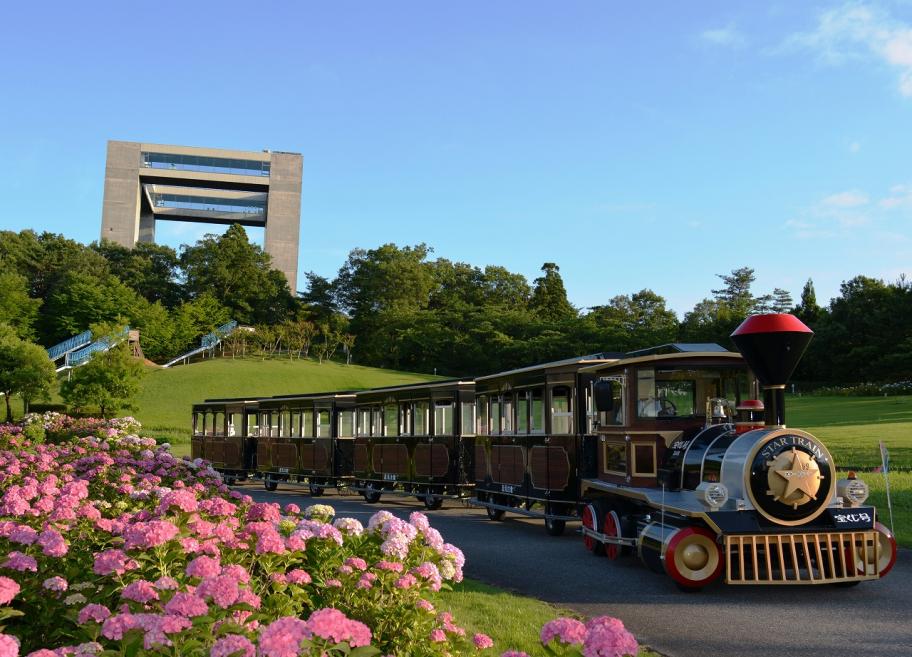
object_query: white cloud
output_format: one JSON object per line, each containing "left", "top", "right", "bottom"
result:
{"left": 821, "top": 190, "right": 869, "bottom": 207}
{"left": 849, "top": 140, "right": 862, "bottom": 153}
{"left": 700, "top": 24, "right": 747, "bottom": 48}
{"left": 785, "top": 2, "right": 912, "bottom": 96}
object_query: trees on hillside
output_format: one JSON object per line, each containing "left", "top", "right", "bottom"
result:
{"left": 60, "top": 340, "right": 145, "bottom": 418}
{"left": 0, "top": 272, "right": 41, "bottom": 341}
{"left": 0, "top": 324, "right": 55, "bottom": 421}
{"left": 180, "top": 224, "right": 296, "bottom": 325}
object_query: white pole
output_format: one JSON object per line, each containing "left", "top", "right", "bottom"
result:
{"left": 880, "top": 441, "right": 894, "bottom": 533}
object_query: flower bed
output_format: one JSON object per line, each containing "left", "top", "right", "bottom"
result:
{"left": 0, "top": 416, "right": 638, "bottom": 657}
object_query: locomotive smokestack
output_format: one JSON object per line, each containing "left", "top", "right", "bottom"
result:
{"left": 730, "top": 314, "right": 813, "bottom": 427}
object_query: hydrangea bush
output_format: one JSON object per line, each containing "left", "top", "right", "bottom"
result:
{"left": 0, "top": 415, "right": 637, "bottom": 657}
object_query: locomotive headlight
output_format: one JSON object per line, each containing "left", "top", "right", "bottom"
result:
{"left": 837, "top": 476, "right": 869, "bottom": 507}
{"left": 696, "top": 482, "right": 729, "bottom": 510}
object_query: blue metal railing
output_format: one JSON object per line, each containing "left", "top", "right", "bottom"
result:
{"left": 47, "top": 330, "right": 93, "bottom": 361}
{"left": 67, "top": 326, "right": 130, "bottom": 367}
{"left": 201, "top": 320, "right": 238, "bottom": 349}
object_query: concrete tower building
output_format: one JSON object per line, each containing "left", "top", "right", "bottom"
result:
{"left": 100, "top": 140, "right": 302, "bottom": 291}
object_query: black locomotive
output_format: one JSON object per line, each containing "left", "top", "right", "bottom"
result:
{"left": 191, "top": 314, "right": 896, "bottom": 588}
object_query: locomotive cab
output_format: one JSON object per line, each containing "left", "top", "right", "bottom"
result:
{"left": 583, "top": 344, "right": 756, "bottom": 491}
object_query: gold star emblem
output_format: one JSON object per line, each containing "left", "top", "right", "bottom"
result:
{"left": 766, "top": 448, "right": 823, "bottom": 509}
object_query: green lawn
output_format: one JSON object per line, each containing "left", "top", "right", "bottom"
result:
{"left": 131, "top": 357, "right": 438, "bottom": 444}
{"left": 788, "top": 395, "right": 912, "bottom": 469}
{"left": 436, "top": 579, "right": 659, "bottom": 656}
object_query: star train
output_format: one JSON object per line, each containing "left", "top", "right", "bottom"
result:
{"left": 191, "top": 314, "right": 897, "bottom": 590}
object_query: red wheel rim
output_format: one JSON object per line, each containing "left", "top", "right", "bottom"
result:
{"left": 603, "top": 510, "right": 621, "bottom": 560}
{"left": 664, "top": 527, "right": 722, "bottom": 588}
{"left": 582, "top": 504, "right": 598, "bottom": 551}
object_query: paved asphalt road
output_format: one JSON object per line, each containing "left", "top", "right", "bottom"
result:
{"left": 240, "top": 484, "right": 910, "bottom": 657}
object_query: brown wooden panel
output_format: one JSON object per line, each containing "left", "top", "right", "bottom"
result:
{"left": 273, "top": 442, "right": 297, "bottom": 468}
{"left": 191, "top": 438, "right": 203, "bottom": 460}
{"left": 415, "top": 444, "right": 449, "bottom": 477}
{"left": 353, "top": 444, "right": 370, "bottom": 474}
{"left": 373, "top": 444, "right": 409, "bottom": 475}
{"left": 491, "top": 445, "right": 525, "bottom": 485}
{"left": 256, "top": 439, "right": 270, "bottom": 469}
{"left": 208, "top": 439, "right": 226, "bottom": 466}
{"left": 300, "top": 443, "right": 330, "bottom": 472}
{"left": 223, "top": 439, "right": 242, "bottom": 469}
{"left": 474, "top": 444, "right": 489, "bottom": 481}
{"left": 529, "top": 446, "right": 570, "bottom": 491}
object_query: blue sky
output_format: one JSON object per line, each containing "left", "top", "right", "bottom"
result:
{"left": 1, "top": 1, "right": 910, "bottom": 315}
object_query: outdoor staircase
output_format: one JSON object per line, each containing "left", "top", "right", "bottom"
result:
{"left": 50, "top": 327, "right": 131, "bottom": 372}
{"left": 162, "top": 320, "right": 238, "bottom": 368}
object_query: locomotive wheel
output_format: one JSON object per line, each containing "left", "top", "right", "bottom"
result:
{"left": 308, "top": 484, "right": 325, "bottom": 497}
{"left": 664, "top": 527, "right": 723, "bottom": 590}
{"left": 362, "top": 483, "right": 382, "bottom": 504}
{"left": 602, "top": 510, "right": 624, "bottom": 560}
{"left": 581, "top": 503, "right": 605, "bottom": 556}
{"left": 846, "top": 522, "right": 897, "bottom": 579}
{"left": 486, "top": 505, "right": 505, "bottom": 521}
{"left": 264, "top": 477, "right": 278, "bottom": 492}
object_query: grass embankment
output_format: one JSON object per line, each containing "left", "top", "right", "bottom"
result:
{"left": 133, "top": 357, "right": 438, "bottom": 446}
{"left": 436, "top": 580, "right": 659, "bottom": 657}
{"left": 790, "top": 395, "right": 912, "bottom": 547}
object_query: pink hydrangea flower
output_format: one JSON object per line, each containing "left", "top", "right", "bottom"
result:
{"left": 344, "top": 557, "right": 367, "bottom": 571}
{"left": 283, "top": 503, "right": 300, "bottom": 515}
{"left": 258, "top": 616, "right": 308, "bottom": 657}
{"left": 186, "top": 555, "right": 221, "bottom": 579}
{"left": 101, "top": 613, "right": 138, "bottom": 640}
{"left": 0, "top": 577, "right": 20, "bottom": 605}
{"left": 123, "top": 520, "right": 179, "bottom": 550}
{"left": 430, "top": 629, "right": 447, "bottom": 642}
{"left": 78, "top": 604, "right": 111, "bottom": 625}
{"left": 154, "top": 576, "right": 179, "bottom": 590}
{"left": 474, "top": 633, "right": 494, "bottom": 649}
{"left": 8, "top": 525, "right": 38, "bottom": 545}
{"left": 37, "top": 529, "right": 68, "bottom": 557}
{"left": 375, "top": 560, "right": 403, "bottom": 573}
{"left": 500, "top": 652, "right": 531, "bottom": 657}
{"left": 121, "top": 580, "right": 159, "bottom": 604}
{"left": 210, "top": 634, "right": 255, "bottom": 657}
{"left": 93, "top": 549, "right": 137, "bottom": 576}
{"left": 3, "top": 551, "right": 37, "bottom": 572}
{"left": 304, "top": 608, "right": 372, "bottom": 648}
{"left": 0, "top": 633, "right": 18, "bottom": 657}
{"left": 42, "top": 576, "right": 68, "bottom": 592}
{"left": 196, "top": 575, "right": 240, "bottom": 608}
{"left": 163, "top": 592, "right": 208, "bottom": 618}
{"left": 286, "top": 569, "right": 311, "bottom": 585}
{"left": 582, "top": 617, "right": 638, "bottom": 657}
{"left": 541, "top": 618, "right": 587, "bottom": 646}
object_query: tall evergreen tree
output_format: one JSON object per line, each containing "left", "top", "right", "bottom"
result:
{"left": 530, "top": 263, "right": 576, "bottom": 322}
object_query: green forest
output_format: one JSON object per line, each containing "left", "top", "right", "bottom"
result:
{"left": 0, "top": 226, "right": 909, "bottom": 385}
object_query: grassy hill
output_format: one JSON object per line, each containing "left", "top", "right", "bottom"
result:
{"left": 788, "top": 394, "right": 912, "bottom": 469}
{"left": 133, "top": 357, "right": 438, "bottom": 445}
